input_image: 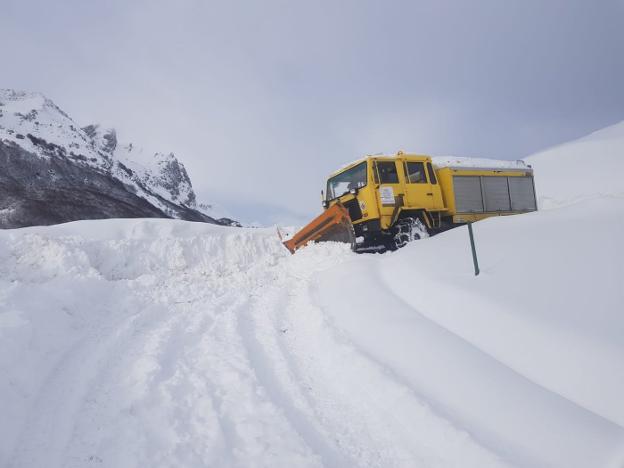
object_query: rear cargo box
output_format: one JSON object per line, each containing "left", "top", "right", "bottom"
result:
{"left": 453, "top": 174, "right": 536, "bottom": 213}
{"left": 436, "top": 166, "right": 537, "bottom": 216}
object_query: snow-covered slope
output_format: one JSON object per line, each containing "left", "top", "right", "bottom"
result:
{"left": 82, "top": 123, "right": 199, "bottom": 210}
{"left": 0, "top": 89, "right": 235, "bottom": 227}
{"left": 526, "top": 121, "right": 624, "bottom": 208}
{"left": 0, "top": 123, "right": 623, "bottom": 468}
{"left": 0, "top": 90, "right": 106, "bottom": 167}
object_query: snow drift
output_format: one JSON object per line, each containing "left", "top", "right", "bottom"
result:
{"left": 0, "top": 122, "right": 623, "bottom": 468}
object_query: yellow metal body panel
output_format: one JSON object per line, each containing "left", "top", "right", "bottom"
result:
{"left": 327, "top": 155, "right": 446, "bottom": 230}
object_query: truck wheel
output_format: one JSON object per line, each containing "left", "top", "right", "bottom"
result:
{"left": 391, "top": 217, "right": 428, "bottom": 250}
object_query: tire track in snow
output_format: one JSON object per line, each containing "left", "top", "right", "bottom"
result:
{"left": 57, "top": 235, "right": 326, "bottom": 467}
{"left": 7, "top": 298, "right": 148, "bottom": 468}
{"left": 58, "top": 284, "right": 320, "bottom": 466}
{"left": 233, "top": 244, "right": 508, "bottom": 468}
{"left": 312, "top": 258, "right": 624, "bottom": 468}
{"left": 200, "top": 294, "right": 324, "bottom": 468}
{"left": 267, "top": 246, "right": 511, "bottom": 468}
{"left": 237, "top": 285, "right": 355, "bottom": 468}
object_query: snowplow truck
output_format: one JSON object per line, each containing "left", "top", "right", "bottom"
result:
{"left": 283, "top": 152, "right": 537, "bottom": 253}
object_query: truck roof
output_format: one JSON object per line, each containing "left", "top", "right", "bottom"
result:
{"left": 328, "top": 152, "right": 430, "bottom": 178}
{"left": 328, "top": 152, "right": 531, "bottom": 179}
{"left": 432, "top": 156, "right": 530, "bottom": 171}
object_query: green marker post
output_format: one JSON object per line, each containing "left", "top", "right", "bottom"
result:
{"left": 468, "top": 223, "right": 480, "bottom": 276}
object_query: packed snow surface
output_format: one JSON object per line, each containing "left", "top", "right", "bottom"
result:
{"left": 1, "top": 122, "right": 624, "bottom": 468}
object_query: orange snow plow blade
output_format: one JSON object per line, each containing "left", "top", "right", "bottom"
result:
{"left": 282, "top": 203, "right": 356, "bottom": 254}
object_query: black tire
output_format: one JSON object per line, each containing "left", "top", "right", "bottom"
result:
{"left": 390, "top": 217, "right": 428, "bottom": 250}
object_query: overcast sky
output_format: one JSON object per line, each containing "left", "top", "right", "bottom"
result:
{"left": 3, "top": 0, "right": 623, "bottom": 224}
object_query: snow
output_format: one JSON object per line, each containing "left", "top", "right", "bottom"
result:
{"left": 431, "top": 155, "right": 529, "bottom": 170}
{"left": 1, "top": 122, "right": 624, "bottom": 467}
{"left": 317, "top": 197, "right": 623, "bottom": 468}
{"left": 0, "top": 90, "right": 100, "bottom": 166}
{"left": 114, "top": 143, "right": 195, "bottom": 206}
{"left": 525, "top": 121, "right": 624, "bottom": 209}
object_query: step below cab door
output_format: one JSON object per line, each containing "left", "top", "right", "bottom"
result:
{"left": 401, "top": 160, "right": 444, "bottom": 210}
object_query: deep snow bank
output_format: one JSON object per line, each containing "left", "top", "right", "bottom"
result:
{"left": 316, "top": 197, "right": 624, "bottom": 467}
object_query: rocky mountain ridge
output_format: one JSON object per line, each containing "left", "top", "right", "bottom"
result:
{"left": 0, "top": 89, "right": 238, "bottom": 228}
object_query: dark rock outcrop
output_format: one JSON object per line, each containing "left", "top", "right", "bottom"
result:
{"left": 0, "top": 141, "right": 221, "bottom": 228}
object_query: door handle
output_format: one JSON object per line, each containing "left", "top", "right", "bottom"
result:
{"left": 426, "top": 192, "right": 433, "bottom": 196}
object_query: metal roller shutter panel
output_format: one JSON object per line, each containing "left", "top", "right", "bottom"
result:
{"left": 453, "top": 176, "right": 484, "bottom": 213}
{"left": 509, "top": 176, "right": 537, "bottom": 211}
{"left": 483, "top": 176, "right": 511, "bottom": 212}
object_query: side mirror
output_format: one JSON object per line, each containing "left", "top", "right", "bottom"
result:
{"left": 321, "top": 190, "right": 328, "bottom": 208}
{"left": 349, "top": 187, "right": 358, "bottom": 195}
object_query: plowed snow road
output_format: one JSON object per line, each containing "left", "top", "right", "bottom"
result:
{"left": 1, "top": 211, "right": 623, "bottom": 468}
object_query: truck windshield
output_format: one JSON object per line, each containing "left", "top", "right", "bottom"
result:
{"left": 326, "top": 162, "right": 367, "bottom": 200}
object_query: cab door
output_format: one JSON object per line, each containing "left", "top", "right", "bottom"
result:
{"left": 372, "top": 160, "right": 405, "bottom": 228}
{"left": 402, "top": 160, "right": 444, "bottom": 210}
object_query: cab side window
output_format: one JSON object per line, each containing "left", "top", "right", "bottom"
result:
{"left": 426, "top": 162, "right": 438, "bottom": 184}
{"left": 405, "top": 162, "right": 426, "bottom": 183}
{"left": 376, "top": 161, "right": 399, "bottom": 184}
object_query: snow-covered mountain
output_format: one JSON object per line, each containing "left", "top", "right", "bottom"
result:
{"left": 0, "top": 122, "right": 622, "bottom": 468}
{"left": 0, "top": 89, "right": 238, "bottom": 228}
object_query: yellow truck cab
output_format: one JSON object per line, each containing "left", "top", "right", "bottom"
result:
{"left": 324, "top": 154, "right": 437, "bottom": 237}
